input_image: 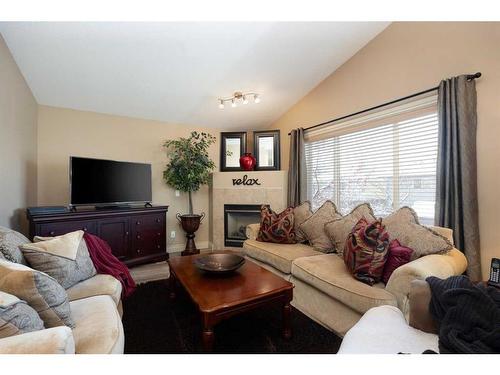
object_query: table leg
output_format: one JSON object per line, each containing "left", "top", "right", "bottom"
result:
{"left": 202, "top": 326, "right": 214, "bottom": 352}
{"left": 168, "top": 272, "right": 176, "bottom": 300}
{"left": 283, "top": 302, "right": 292, "bottom": 339}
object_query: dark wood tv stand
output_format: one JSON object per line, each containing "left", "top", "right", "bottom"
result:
{"left": 27, "top": 205, "right": 169, "bottom": 267}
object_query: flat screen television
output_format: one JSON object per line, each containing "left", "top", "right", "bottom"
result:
{"left": 70, "top": 156, "right": 152, "bottom": 207}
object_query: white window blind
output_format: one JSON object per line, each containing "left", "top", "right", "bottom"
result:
{"left": 304, "top": 96, "right": 438, "bottom": 224}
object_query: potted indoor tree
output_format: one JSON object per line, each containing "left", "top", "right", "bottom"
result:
{"left": 163, "top": 131, "right": 216, "bottom": 255}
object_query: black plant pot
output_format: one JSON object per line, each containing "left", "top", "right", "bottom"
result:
{"left": 176, "top": 213, "right": 205, "bottom": 256}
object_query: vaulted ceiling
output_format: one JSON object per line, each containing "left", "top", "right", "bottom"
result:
{"left": 0, "top": 22, "right": 389, "bottom": 129}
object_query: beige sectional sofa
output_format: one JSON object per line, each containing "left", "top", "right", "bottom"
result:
{"left": 243, "top": 223, "right": 467, "bottom": 336}
{"left": 0, "top": 268, "right": 124, "bottom": 354}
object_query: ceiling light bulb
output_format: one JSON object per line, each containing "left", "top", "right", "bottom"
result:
{"left": 218, "top": 100, "right": 224, "bottom": 109}
{"left": 231, "top": 99, "right": 237, "bottom": 108}
{"left": 254, "top": 94, "right": 261, "bottom": 104}
{"left": 243, "top": 96, "right": 249, "bottom": 105}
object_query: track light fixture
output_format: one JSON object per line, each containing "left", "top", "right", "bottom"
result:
{"left": 218, "top": 91, "right": 260, "bottom": 109}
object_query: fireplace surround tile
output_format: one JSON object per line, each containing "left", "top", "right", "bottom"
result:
{"left": 210, "top": 171, "right": 287, "bottom": 250}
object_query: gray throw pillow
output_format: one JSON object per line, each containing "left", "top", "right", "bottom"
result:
{"left": 299, "top": 201, "right": 342, "bottom": 253}
{"left": 324, "top": 203, "right": 376, "bottom": 256}
{"left": 293, "top": 201, "right": 313, "bottom": 243}
{"left": 0, "top": 226, "right": 29, "bottom": 265}
{"left": 21, "top": 231, "right": 97, "bottom": 289}
{"left": 0, "top": 259, "right": 75, "bottom": 328}
{"left": 382, "top": 207, "right": 453, "bottom": 260}
{"left": 0, "top": 290, "right": 44, "bottom": 339}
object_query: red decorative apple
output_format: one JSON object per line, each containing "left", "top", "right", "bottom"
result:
{"left": 239, "top": 153, "right": 256, "bottom": 171}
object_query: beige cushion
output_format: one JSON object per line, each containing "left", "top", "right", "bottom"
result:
{"left": 70, "top": 295, "right": 124, "bottom": 354}
{"left": 324, "top": 203, "right": 376, "bottom": 255}
{"left": 291, "top": 254, "right": 397, "bottom": 314}
{"left": 25, "top": 231, "right": 83, "bottom": 260}
{"left": 243, "top": 239, "right": 321, "bottom": 274}
{"left": 66, "top": 274, "right": 122, "bottom": 306}
{"left": 299, "top": 201, "right": 342, "bottom": 253}
{"left": 0, "top": 259, "right": 74, "bottom": 328}
{"left": 383, "top": 207, "right": 453, "bottom": 260}
{"left": 0, "top": 326, "right": 75, "bottom": 354}
{"left": 293, "top": 201, "right": 313, "bottom": 243}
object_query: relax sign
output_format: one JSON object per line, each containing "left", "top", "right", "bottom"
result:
{"left": 232, "top": 174, "right": 261, "bottom": 186}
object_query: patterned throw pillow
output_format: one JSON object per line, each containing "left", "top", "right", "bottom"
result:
{"left": 382, "top": 239, "right": 413, "bottom": 284}
{"left": 0, "top": 290, "right": 44, "bottom": 339}
{"left": 324, "top": 203, "right": 376, "bottom": 255}
{"left": 382, "top": 207, "right": 453, "bottom": 260}
{"left": 0, "top": 226, "right": 29, "bottom": 265}
{"left": 343, "top": 217, "right": 390, "bottom": 286}
{"left": 0, "top": 259, "right": 75, "bottom": 328}
{"left": 299, "top": 201, "right": 342, "bottom": 253}
{"left": 293, "top": 201, "right": 313, "bottom": 243}
{"left": 257, "top": 205, "right": 296, "bottom": 244}
{"left": 21, "top": 230, "right": 97, "bottom": 289}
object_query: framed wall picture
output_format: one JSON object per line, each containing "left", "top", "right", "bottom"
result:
{"left": 220, "top": 132, "right": 247, "bottom": 171}
{"left": 253, "top": 130, "right": 280, "bottom": 171}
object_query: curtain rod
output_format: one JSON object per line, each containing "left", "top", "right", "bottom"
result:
{"left": 287, "top": 72, "right": 482, "bottom": 136}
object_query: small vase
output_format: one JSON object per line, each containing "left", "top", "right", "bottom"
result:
{"left": 239, "top": 153, "right": 256, "bottom": 171}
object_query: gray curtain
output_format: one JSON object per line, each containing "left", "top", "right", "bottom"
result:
{"left": 435, "top": 75, "right": 481, "bottom": 279}
{"left": 288, "top": 128, "right": 306, "bottom": 207}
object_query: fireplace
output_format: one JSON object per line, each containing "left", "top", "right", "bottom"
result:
{"left": 224, "top": 204, "right": 261, "bottom": 247}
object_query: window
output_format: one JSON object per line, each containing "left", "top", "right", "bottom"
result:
{"left": 304, "top": 96, "right": 438, "bottom": 224}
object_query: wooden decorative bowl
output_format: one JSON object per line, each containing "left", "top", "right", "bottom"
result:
{"left": 193, "top": 253, "right": 245, "bottom": 274}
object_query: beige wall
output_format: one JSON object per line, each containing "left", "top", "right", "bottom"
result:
{"left": 37, "top": 106, "right": 222, "bottom": 252}
{"left": 0, "top": 35, "right": 38, "bottom": 233}
{"left": 269, "top": 22, "right": 500, "bottom": 279}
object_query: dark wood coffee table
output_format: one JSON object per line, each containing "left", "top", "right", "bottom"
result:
{"left": 168, "top": 253, "right": 294, "bottom": 351}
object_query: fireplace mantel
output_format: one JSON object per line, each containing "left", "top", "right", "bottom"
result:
{"left": 209, "top": 171, "right": 287, "bottom": 250}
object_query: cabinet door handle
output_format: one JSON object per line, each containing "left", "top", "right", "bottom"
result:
{"left": 156, "top": 218, "right": 161, "bottom": 223}
{"left": 136, "top": 235, "right": 141, "bottom": 240}
{"left": 136, "top": 221, "right": 141, "bottom": 225}
{"left": 136, "top": 249, "right": 141, "bottom": 254}
{"left": 125, "top": 231, "right": 129, "bottom": 236}
{"left": 157, "top": 232, "right": 161, "bottom": 236}
{"left": 157, "top": 245, "right": 161, "bottom": 249}
{"left": 83, "top": 227, "right": 88, "bottom": 232}
{"left": 49, "top": 231, "right": 55, "bottom": 236}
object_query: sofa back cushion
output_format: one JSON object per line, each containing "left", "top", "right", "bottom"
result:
{"left": 343, "top": 218, "right": 390, "bottom": 285}
{"left": 257, "top": 206, "right": 296, "bottom": 244}
{"left": 0, "top": 226, "right": 29, "bottom": 265}
{"left": 21, "top": 230, "right": 97, "bottom": 289}
{"left": 293, "top": 201, "right": 313, "bottom": 243}
{"left": 0, "top": 259, "right": 74, "bottom": 328}
{"left": 324, "top": 203, "right": 376, "bottom": 256}
{"left": 298, "top": 201, "right": 342, "bottom": 253}
{"left": 0, "top": 290, "right": 44, "bottom": 339}
{"left": 382, "top": 207, "right": 453, "bottom": 260}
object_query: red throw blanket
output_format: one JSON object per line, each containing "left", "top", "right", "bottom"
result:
{"left": 83, "top": 232, "right": 136, "bottom": 298}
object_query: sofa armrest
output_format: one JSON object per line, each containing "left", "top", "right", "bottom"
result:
{"left": 0, "top": 327, "right": 75, "bottom": 354}
{"left": 385, "top": 248, "right": 467, "bottom": 319}
{"left": 246, "top": 223, "right": 260, "bottom": 240}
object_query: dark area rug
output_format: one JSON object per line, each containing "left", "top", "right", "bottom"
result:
{"left": 123, "top": 279, "right": 342, "bottom": 354}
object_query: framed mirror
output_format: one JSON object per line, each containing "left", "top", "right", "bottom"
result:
{"left": 253, "top": 130, "right": 280, "bottom": 171}
{"left": 220, "top": 132, "right": 247, "bottom": 171}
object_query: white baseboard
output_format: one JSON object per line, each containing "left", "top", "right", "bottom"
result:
{"left": 167, "top": 241, "right": 211, "bottom": 253}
